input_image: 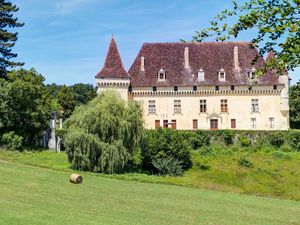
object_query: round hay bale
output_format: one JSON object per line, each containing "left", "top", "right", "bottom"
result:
{"left": 69, "top": 173, "right": 83, "bottom": 184}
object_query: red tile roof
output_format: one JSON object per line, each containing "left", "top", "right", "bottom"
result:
{"left": 128, "top": 42, "right": 279, "bottom": 87}
{"left": 95, "top": 37, "right": 130, "bottom": 79}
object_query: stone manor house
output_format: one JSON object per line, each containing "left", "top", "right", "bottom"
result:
{"left": 95, "top": 37, "right": 289, "bottom": 130}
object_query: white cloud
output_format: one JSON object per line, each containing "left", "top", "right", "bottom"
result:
{"left": 55, "top": 0, "right": 98, "bottom": 15}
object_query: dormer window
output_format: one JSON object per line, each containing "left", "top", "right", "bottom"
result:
{"left": 248, "top": 67, "right": 256, "bottom": 80}
{"left": 158, "top": 68, "right": 166, "bottom": 81}
{"left": 198, "top": 68, "right": 205, "bottom": 81}
{"left": 218, "top": 68, "right": 226, "bottom": 81}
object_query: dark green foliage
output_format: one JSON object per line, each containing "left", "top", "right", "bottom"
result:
{"left": 194, "top": 159, "right": 210, "bottom": 171}
{"left": 0, "top": 69, "right": 54, "bottom": 144}
{"left": 198, "top": 146, "right": 214, "bottom": 157}
{"left": 238, "top": 156, "right": 253, "bottom": 168}
{"left": 1, "top": 131, "right": 23, "bottom": 150}
{"left": 289, "top": 130, "right": 300, "bottom": 152}
{"left": 0, "top": 0, "right": 24, "bottom": 77}
{"left": 219, "top": 130, "right": 235, "bottom": 146}
{"left": 141, "top": 129, "right": 192, "bottom": 174}
{"left": 57, "top": 85, "right": 76, "bottom": 119}
{"left": 269, "top": 133, "right": 285, "bottom": 148}
{"left": 189, "top": 130, "right": 210, "bottom": 149}
{"left": 191, "top": 0, "right": 300, "bottom": 74}
{"left": 152, "top": 157, "right": 183, "bottom": 176}
{"left": 290, "top": 81, "right": 300, "bottom": 128}
{"left": 72, "top": 83, "right": 97, "bottom": 106}
{"left": 64, "top": 91, "right": 143, "bottom": 174}
{"left": 239, "top": 136, "right": 251, "bottom": 147}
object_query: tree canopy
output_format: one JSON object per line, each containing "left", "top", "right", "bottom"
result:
{"left": 64, "top": 91, "right": 144, "bottom": 174}
{"left": 0, "top": 68, "right": 55, "bottom": 144}
{"left": 191, "top": 0, "right": 300, "bottom": 76}
{"left": 290, "top": 81, "right": 300, "bottom": 128}
{"left": 0, "top": 0, "right": 24, "bottom": 78}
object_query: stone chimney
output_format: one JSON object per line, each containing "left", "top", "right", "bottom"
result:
{"left": 184, "top": 47, "right": 189, "bottom": 69}
{"left": 141, "top": 56, "right": 145, "bottom": 71}
{"left": 234, "top": 46, "right": 240, "bottom": 71}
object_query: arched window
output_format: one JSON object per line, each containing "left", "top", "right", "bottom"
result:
{"left": 218, "top": 68, "right": 226, "bottom": 81}
{"left": 198, "top": 68, "right": 205, "bottom": 81}
{"left": 158, "top": 68, "right": 166, "bottom": 81}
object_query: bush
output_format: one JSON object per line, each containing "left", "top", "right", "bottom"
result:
{"left": 194, "top": 158, "right": 210, "bottom": 170}
{"left": 189, "top": 131, "right": 210, "bottom": 149}
{"left": 269, "top": 133, "right": 285, "bottom": 148}
{"left": 289, "top": 130, "right": 300, "bottom": 152}
{"left": 1, "top": 131, "right": 23, "bottom": 150}
{"left": 141, "top": 129, "right": 192, "bottom": 174}
{"left": 152, "top": 157, "right": 183, "bottom": 176}
{"left": 219, "top": 130, "right": 235, "bottom": 146}
{"left": 198, "top": 146, "right": 215, "bottom": 156}
{"left": 238, "top": 156, "right": 253, "bottom": 168}
{"left": 239, "top": 136, "right": 251, "bottom": 147}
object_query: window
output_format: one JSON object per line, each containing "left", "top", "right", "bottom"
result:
{"left": 248, "top": 67, "right": 256, "bottom": 80}
{"left": 158, "top": 68, "right": 165, "bottom": 81}
{"left": 249, "top": 86, "right": 252, "bottom": 91}
{"left": 269, "top": 117, "right": 274, "bottom": 128}
{"left": 174, "top": 100, "right": 181, "bottom": 113}
{"left": 231, "top": 85, "right": 235, "bottom": 91}
{"left": 128, "top": 86, "right": 132, "bottom": 92}
{"left": 231, "top": 119, "right": 236, "bottom": 129}
{"left": 273, "top": 85, "right": 277, "bottom": 90}
{"left": 163, "top": 120, "right": 168, "bottom": 128}
{"left": 171, "top": 120, "right": 177, "bottom": 129}
{"left": 148, "top": 100, "right": 156, "bottom": 114}
{"left": 193, "top": 86, "right": 197, "bottom": 91}
{"left": 215, "top": 86, "right": 219, "bottom": 91}
{"left": 198, "top": 69, "right": 205, "bottom": 81}
{"left": 221, "top": 99, "right": 228, "bottom": 113}
{"left": 251, "top": 99, "right": 259, "bottom": 112}
{"left": 251, "top": 118, "right": 256, "bottom": 129}
{"left": 155, "top": 120, "right": 160, "bottom": 129}
{"left": 153, "top": 86, "right": 157, "bottom": 92}
{"left": 174, "top": 86, "right": 178, "bottom": 92}
{"left": 193, "top": 119, "right": 198, "bottom": 129}
{"left": 200, "top": 99, "right": 207, "bottom": 113}
{"left": 218, "top": 68, "right": 226, "bottom": 81}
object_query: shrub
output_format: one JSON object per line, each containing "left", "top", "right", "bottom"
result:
{"left": 141, "top": 129, "right": 192, "bottom": 174}
{"left": 1, "top": 131, "right": 23, "bottom": 150}
{"left": 219, "top": 130, "right": 235, "bottom": 146}
{"left": 272, "top": 151, "right": 292, "bottom": 160}
{"left": 289, "top": 130, "right": 300, "bottom": 152}
{"left": 269, "top": 133, "right": 285, "bottom": 148}
{"left": 198, "top": 146, "right": 215, "bottom": 156}
{"left": 239, "top": 136, "right": 251, "bottom": 147}
{"left": 152, "top": 157, "right": 183, "bottom": 176}
{"left": 238, "top": 156, "right": 253, "bottom": 168}
{"left": 189, "top": 131, "right": 210, "bottom": 149}
{"left": 194, "top": 159, "right": 210, "bottom": 170}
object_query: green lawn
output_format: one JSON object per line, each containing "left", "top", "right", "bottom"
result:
{"left": 1, "top": 160, "right": 300, "bottom": 225}
{"left": 1, "top": 149, "right": 300, "bottom": 200}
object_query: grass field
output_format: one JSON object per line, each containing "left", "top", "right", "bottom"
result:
{"left": 1, "top": 160, "right": 300, "bottom": 225}
{"left": 1, "top": 149, "right": 300, "bottom": 200}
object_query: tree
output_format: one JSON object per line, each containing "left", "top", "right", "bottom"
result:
{"left": 191, "top": 0, "right": 300, "bottom": 76}
{"left": 64, "top": 91, "right": 144, "bottom": 174}
{"left": 0, "top": 0, "right": 24, "bottom": 78}
{"left": 57, "top": 85, "right": 76, "bottom": 119}
{"left": 71, "top": 83, "right": 97, "bottom": 106}
{"left": 290, "top": 80, "right": 300, "bottom": 128}
{"left": 0, "top": 68, "right": 55, "bottom": 144}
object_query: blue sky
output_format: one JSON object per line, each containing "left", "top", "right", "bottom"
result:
{"left": 14, "top": 0, "right": 299, "bottom": 85}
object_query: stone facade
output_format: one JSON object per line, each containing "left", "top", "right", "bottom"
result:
{"left": 96, "top": 38, "right": 289, "bottom": 130}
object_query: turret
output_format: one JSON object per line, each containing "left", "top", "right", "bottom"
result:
{"left": 95, "top": 37, "right": 130, "bottom": 101}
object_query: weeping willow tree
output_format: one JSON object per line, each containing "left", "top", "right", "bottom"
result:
{"left": 64, "top": 91, "right": 143, "bottom": 174}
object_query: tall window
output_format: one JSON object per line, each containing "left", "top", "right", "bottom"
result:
{"left": 198, "top": 69, "right": 205, "bottom": 81}
{"left": 193, "top": 119, "right": 198, "bottom": 129}
{"left": 200, "top": 99, "right": 207, "bottom": 113}
{"left": 269, "top": 117, "right": 274, "bottom": 128}
{"left": 163, "top": 120, "right": 168, "bottom": 128}
{"left": 221, "top": 99, "right": 228, "bottom": 113}
{"left": 251, "top": 118, "right": 256, "bottom": 129}
{"left": 171, "top": 120, "right": 177, "bottom": 129}
{"left": 251, "top": 99, "right": 259, "bottom": 112}
{"left": 155, "top": 120, "right": 160, "bottom": 129}
{"left": 231, "top": 119, "right": 236, "bottom": 129}
{"left": 148, "top": 100, "right": 156, "bottom": 113}
{"left": 174, "top": 100, "right": 181, "bottom": 113}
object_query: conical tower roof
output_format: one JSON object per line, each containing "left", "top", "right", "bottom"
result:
{"left": 95, "top": 37, "right": 130, "bottom": 78}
